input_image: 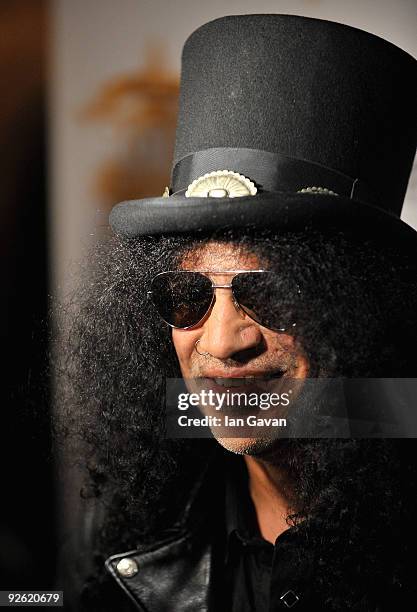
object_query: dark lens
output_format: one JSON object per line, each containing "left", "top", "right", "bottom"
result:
{"left": 150, "top": 272, "right": 213, "bottom": 328}
{"left": 232, "top": 272, "right": 299, "bottom": 332}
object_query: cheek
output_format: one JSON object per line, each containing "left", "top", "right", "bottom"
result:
{"left": 239, "top": 325, "right": 262, "bottom": 345}
{"left": 264, "top": 332, "right": 310, "bottom": 375}
{"left": 172, "top": 329, "right": 198, "bottom": 374}
{"left": 263, "top": 331, "right": 296, "bottom": 352}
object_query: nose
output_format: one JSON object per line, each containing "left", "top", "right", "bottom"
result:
{"left": 199, "top": 288, "right": 262, "bottom": 359}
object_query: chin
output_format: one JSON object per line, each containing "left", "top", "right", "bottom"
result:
{"left": 214, "top": 435, "right": 280, "bottom": 456}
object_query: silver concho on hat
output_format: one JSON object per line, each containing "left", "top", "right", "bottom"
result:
{"left": 297, "top": 186, "right": 339, "bottom": 196}
{"left": 185, "top": 170, "right": 257, "bottom": 198}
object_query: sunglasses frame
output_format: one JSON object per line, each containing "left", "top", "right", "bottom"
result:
{"left": 147, "top": 270, "right": 298, "bottom": 332}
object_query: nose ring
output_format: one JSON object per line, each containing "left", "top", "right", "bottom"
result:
{"left": 195, "top": 339, "right": 211, "bottom": 356}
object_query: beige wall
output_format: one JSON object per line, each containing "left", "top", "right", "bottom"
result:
{"left": 50, "top": 0, "right": 417, "bottom": 291}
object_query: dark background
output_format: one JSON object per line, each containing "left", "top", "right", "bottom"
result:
{"left": 0, "top": 0, "right": 56, "bottom": 588}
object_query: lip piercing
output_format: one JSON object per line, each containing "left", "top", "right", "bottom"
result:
{"left": 195, "top": 339, "right": 211, "bottom": 356}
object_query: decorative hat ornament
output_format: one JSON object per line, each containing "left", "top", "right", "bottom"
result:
{"left": 184, "top": 171, "right": 257, "bottom": 198}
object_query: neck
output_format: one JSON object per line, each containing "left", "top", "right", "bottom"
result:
{"left": 244, "top": 455, "right": 295, "bottom": 544}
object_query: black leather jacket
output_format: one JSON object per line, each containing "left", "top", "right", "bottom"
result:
{"left": 60, "top": 457, "right": 222, "bottom": 612}
{"left": 60, "top": 454, "right": 408, "bottom": 611}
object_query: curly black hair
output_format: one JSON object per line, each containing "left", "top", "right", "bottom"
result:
{"left": 54, "top": 227, "right": 417, "bottom": 611}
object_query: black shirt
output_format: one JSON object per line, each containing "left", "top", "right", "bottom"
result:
{"left": 222, "top": 456, "right": 316, "bottom": 611}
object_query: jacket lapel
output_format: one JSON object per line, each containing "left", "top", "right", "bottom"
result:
{"left": 106, "top": 530, "right": 212, "bottom": 612}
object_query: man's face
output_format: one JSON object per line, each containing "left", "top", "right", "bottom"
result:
{"left": 172, "top": 241, "right": 309, "bottom": 454}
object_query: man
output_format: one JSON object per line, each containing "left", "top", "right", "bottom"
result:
{"left": 59, "top": 14, "right": 417, "bottom": 611}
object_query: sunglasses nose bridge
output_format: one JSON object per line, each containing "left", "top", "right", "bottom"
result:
{"left": 210, "top": 283, "right": 244, "bottom": 317}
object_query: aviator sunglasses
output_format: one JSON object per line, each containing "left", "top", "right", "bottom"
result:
{"left": 147, "top": 270, "right": 300, "bottom": 332}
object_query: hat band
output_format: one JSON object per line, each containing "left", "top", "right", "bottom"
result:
{"left": 171, "top": 147, "right": 374, "bottom": 202}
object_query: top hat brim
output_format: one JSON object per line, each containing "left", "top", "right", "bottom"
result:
{"left": 109, "top": 191, "right": 417, "bottom": 251}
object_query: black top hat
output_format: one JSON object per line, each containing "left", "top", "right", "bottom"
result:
{"left": 110, "top": 14, "right": 417, "bottom": 246}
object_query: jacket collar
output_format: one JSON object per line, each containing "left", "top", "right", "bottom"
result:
{"left": 104, "top": 446, "right": 225, "bottom": 611}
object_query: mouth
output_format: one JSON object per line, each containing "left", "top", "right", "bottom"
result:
{"left": 189, "top": 369, "right": 292, "bottom": 422}
{"left": 210, "top": 371, "right": 286, "bottom": 387}
{"left": 195, "top": 369, "right": 288, "bottom": 392}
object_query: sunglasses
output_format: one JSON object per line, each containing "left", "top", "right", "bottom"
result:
{"left": 147, "top": 270, "right": 300, "bottom": 332}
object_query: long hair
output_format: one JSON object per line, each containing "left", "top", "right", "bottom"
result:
{"left": 54, "top": 227, "right": 417, "bottom": 610}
